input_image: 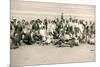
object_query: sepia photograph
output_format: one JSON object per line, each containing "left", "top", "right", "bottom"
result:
{"left": 10, "top": 0, "right": 95, "bottom": 66}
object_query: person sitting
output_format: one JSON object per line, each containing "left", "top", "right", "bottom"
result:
{"left": 45, "top": 33, "right": 53, "bottom": 45}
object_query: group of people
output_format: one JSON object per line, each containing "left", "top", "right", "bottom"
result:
{"left": 10, "top": 13, "right": 95, "bottom": 49}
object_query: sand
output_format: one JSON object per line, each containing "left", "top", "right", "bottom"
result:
{"left": 10, "top": 43, "right": 95, "bottom": 66}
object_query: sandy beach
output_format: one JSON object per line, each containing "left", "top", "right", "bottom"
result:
{"left": 11, "top": 43, "right": 95, "bottom": 66}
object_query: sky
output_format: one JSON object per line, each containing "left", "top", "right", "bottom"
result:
{"left": 11, "top": 0, "right": 95, "bottom": 21}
